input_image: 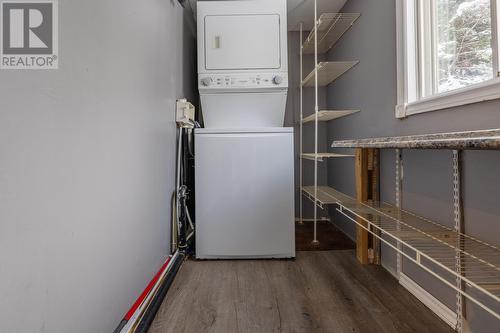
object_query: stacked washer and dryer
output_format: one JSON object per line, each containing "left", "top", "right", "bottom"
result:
{"left": 195, "top": 0, "right": 295, "bottom": 259}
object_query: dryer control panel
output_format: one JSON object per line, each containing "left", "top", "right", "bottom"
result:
{"left": 199, "top": 73, "right": 288, "bottom": 89}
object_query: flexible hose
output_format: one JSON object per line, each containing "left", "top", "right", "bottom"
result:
{"left": 171, "top": 191, "right": 178, "bottom": 254}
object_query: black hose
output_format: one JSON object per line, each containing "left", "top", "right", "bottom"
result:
{"left": 133, "top": 253, "right": 185, "bottom": 333}
{"left": 171, "top": 191, "right": 178, "bottom": 254}
{"left": 113, "top": 320, "right": 127, "bottom": 333}
{"left": 178, "top": 187, "right": 188, "bottom": 250}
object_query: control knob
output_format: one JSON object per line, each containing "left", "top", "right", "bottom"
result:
{"left": 273, "top": 75, "right": 283, "bottom": 85}
{"left": 201, "top": 77, "right": 213, "bottom": 86}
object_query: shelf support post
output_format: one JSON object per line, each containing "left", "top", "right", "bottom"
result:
{"left": 396, "top": 149, "right": 403, "bottom": 276}
{"left": 299, "top": 22, "right": 304, "bottom": 225}
{"left": 312, "top": 0, "right": 319, "bottom": 246}
{"left": 453, "top": 150, "right": 466, "bottom": 333}
{"left": 370, "top": 148, "right": 381, "bottom": 265}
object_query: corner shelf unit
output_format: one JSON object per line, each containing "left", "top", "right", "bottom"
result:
{"left": 300, "top": 129, "right": 500, "bottom": 330}
{"left": 298, "top": 5, "right": 361, "bottom": 245}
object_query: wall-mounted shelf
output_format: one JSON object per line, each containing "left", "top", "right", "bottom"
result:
{"left": 303, "top": 13, "right": 361, "bottom": 54}
{"left": 302, "top": 185, "right": 500, "bottom": 320}
{"left": 301, "top": 153, "right": 354, "bottom": 162}
{"left": 331, "top": 129, "right": 500, "bottom": 150}
{"left": 302, "top": 61, "right": 359, "bottom": 87}
{"left": 302, "top": 110, "right": 359, "bottom": 124}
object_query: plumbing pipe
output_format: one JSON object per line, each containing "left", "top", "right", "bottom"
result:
{"left": 171, "top": 191, "right": 178, "bottom": 254}
{"left": 113, "top": 251, "right": 180, "bottom": 333}
{"left": 133, "top": 252, "right": 184, "bottom": 333}
{"left": 113, "top": 256, "right": 172, "bottom": 333}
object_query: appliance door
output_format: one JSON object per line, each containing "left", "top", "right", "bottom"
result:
{"left": 195, "top": 129, "right": 295, "bottom": 259}
{"left": 204, "top": 14, "right": 281, "bottom": 70}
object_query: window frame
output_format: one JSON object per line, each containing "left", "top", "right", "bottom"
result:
{"left": 396, "top": 0, "right": 500, "bottom": 118}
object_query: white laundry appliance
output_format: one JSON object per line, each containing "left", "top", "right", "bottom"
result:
{"left": 195, "top": 0, "right": 295, "bottom": 259}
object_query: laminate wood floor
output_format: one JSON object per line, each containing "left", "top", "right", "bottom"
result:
{"left": 148, "top": 250, "right": 453, "bottom": 333}
{"left": 296, "top": 222, "right": 355, "bottom": 251}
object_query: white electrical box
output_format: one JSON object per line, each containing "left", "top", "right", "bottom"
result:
{"left": 176, "top": 99, "right": 195, "bottom": 127}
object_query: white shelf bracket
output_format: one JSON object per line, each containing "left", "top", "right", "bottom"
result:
{"left": 453, "top": 150, "right": 465, "bottom": 333}
{"left": 396, "top": 149, "right": 403, "bottom": 277}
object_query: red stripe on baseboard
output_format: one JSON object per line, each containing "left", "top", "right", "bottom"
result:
{"left": 124, "top": 257, "right": 172, "bottom": 321}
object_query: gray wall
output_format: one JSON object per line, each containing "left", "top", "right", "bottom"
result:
{"left": 324, "top": 0, "right": 500, "bottom": 330}
{"left": 286, "top": 0, "right": 500, "bottom": 330}
{"left": 0, "top": 1, "right": 196, "bottom": 332}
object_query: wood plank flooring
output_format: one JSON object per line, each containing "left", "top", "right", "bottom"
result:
{"left": 296, "top": 222, "right": 355, "bottom": 251}
{"left": 148, "top": 251, "right": 453, "bottom": 333}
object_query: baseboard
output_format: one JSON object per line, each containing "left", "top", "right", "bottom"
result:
{"left": 319, "top": 216, "right": 356, "bottom": 243}
{"left": 381, "top": 262, "right": 399, "bottom": 279}
{"left": 341, "top": 228, "right": 356, "bottom": 243}
{"left": 399, "top": 273, "right": 457, "bottom": 329}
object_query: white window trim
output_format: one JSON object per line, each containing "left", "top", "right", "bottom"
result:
{"left": 396, "top": 0, "right": 500, "bottom": 119}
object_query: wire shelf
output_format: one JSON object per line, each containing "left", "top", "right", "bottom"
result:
{"left": 303, "top": 13, "right": 361, "bottom": 54}
{"left": 301, "top": 186, "right": 500, "bottom": 319}
{"left": 302, "top": 110, "right": 359, "bottom": 124}
{"left": 302, "top": 61, "right": 359, "bottom": 87}
{"left": 301, "top": 153, "right": 354, "bottom": 162}
{"left": 302, "top": 186, "right": 340, "bottom": 208}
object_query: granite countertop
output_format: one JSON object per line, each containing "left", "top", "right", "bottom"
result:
{"left": 331, "top": 129, "right": 500, "bottom": 150}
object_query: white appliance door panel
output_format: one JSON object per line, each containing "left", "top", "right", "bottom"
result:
{"left": 195, "top": 131, "right": 295, "bottom": 259}
{"left": 205, "top": 15, "right": 281, "bottom": 70}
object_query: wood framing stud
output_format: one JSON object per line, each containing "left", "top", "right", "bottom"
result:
{"left": 355, "top": 148, "right": 380, "bottom": 265}
{"left": 355, "top": 148, "right": 369, "bottom": 264}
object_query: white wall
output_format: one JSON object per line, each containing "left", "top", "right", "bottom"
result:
{"left": 0, "top": 1, "right": 196, "bottom": 332}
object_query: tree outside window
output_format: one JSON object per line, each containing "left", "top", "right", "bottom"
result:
{"left": 436, "top": 0, "right": 493, "bottom": 93}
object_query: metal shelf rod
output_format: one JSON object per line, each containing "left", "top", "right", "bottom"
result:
{"left": 299, "top": 22, "right": 304, "bottom": 226}
{"left": 313, "top": 0, "right": 319, "bottom": 245}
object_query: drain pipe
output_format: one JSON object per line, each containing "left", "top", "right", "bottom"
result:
{"left": 133, "top": 252, "right": 184, "bottom": 333}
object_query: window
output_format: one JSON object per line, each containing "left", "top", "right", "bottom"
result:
{"left": 396, "top": 0, "right": 500, "bottom": 118}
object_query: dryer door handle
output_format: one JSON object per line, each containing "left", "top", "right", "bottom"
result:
{"left": 214, "top": 36, "right": 221, "bottom": 49}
